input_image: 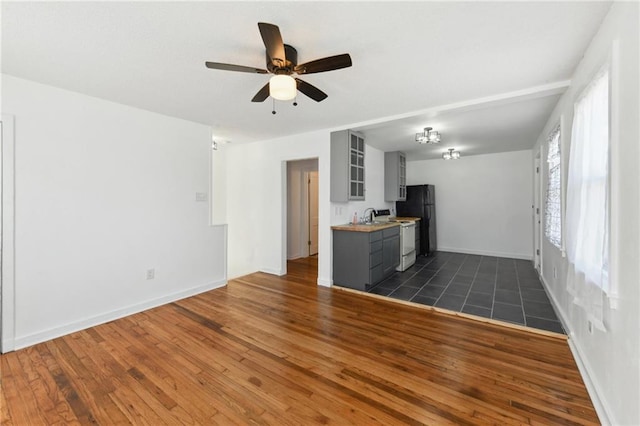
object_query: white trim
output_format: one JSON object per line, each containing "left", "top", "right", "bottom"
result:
{"left": 317, "top": 277, "right": 332, "bottom": 287}
{"left": 533, "top": 149, "right": 542, "bottom": 273}
{"left": 539, "top": 273, "right": 612, "bottom": 426}
{"left": 302, "top": 171, "right": 311, "bottom": 257}
{"left": 281, "top": 156, "right": 320, "bottom": 282}
{"left": 1, "top": 114, "right": 16, "bottom": 354}
{"left": 566, "top": 338, "right": 612, "bottom": 426}
{"left": 260, "top": 267, "right": 285, "bottom": 276}
{"left": 280, "top": 160, "right": 288, "bottom": 276}
{"left": 436, "top": 246, "right": 533, "bottom": 261}
{"left": 13, "top": 279, "right": 227, "bottom": 351}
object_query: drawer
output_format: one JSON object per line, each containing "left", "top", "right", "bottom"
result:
{"left": 369, "top": 230, "right": 382, "bottom": 243}
{"left": 370, "top": 264, "right": 383, "bottom": 285}
{"left": 370, "top": 250, "right": 382, "bottom": 267}
{"left": 383, "top": 226, "right": 400, "bottom": 238}
{"left": 370, "top": 240, "right": 383, "bottom": 253}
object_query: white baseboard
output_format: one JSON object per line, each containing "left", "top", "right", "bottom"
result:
{"left": 13, "top": 279, "right": 227, "bottom": 351}
{"left": 260, "top": 267, "right": 285, "bottom": 276}
{"left": 317, "top": 277, "right": 332, "bottom": 287}
{"left": 539, "top": 274, "right": 613, "bottom": 425}
{"left": 566, "top": 338, "right": 613, "bottom": 425}
{"left": 437, "top": 246, "right": 533, "bottom": 260}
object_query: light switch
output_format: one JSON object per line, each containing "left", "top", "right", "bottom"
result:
{"left": 195, "top": 192, "right": 208, "bottom": 202}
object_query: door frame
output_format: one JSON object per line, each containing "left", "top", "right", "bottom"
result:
{"left": 283, "top": 158, "right": 319, "bottom": 273}
{"left": 1, "top": 114, "right": 16, "bottom": 353}
{"left": 534, "top": 147, "right": 542, "bottom": 273}
{"left": 304, "top": 170, "right": 319, "bottom": 256}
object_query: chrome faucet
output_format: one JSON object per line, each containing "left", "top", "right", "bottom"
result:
{"left": 362, "top": 207, "right": 376, "bottom": 224}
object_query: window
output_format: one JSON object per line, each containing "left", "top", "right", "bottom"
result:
{"left": 566, "top": 69, "right": 609, "bottom": 295}
{"left": 544, "top": 125, "right": 562, "bottom": 249}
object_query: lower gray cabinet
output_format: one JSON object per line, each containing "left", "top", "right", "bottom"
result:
{"left": 382, "top": 227, "right": 400, "bottom": 276}
{"left": 333, "top": 226, "right": 400, "bottom": 291}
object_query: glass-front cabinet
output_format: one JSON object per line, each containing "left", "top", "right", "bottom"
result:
{"left": 349, "top": 132, "right": 365, "bottom": 199}
{"left": 331, "top": 130, "right": 366, "bottom": 202}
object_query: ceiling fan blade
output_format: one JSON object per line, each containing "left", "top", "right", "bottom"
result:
{"left": 294, "top": 54, "right": 352, "bottom": 75}
{"left": 258, "top": 22, "right": 286, "bottom": 67}
{"left": 251, "top": 83, "right": 270, "bottom": 102}
{"left": 295, "top": 78, "right": 328, "bottom": 102}
{"left": 205, "top": 62, "right": 268, "bottom": 74}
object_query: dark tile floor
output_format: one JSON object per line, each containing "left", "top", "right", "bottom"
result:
{"left": 367, "top": 251, "right": 565, "bottom": 334}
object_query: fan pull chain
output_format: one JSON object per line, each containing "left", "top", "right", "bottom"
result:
{"left": 293, "top": 96, "right": 298, "bottom": 107}
{"left": 272, "top": 98, "right": 277, "bottom": 115}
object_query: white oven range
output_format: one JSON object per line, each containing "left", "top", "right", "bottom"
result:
{"left": 396, "top": 220, "right": 416, "bottom": 271}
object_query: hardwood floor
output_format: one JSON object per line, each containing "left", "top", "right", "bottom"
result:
{"left": 1, "top": 259, "right": 598, "bottom": 425}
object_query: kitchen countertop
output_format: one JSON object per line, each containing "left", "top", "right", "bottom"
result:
{"left": 331, "top": 217, "right": 421, "bottom": 233}
{"left": 331, "top": 222, "right": 400, "bottom": 233}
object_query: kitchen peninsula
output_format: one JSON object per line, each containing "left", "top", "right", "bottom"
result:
{"left": 332, "top": 222, "right": 400, "bottom": 291}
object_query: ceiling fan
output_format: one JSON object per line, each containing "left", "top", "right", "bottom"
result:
{"left": 205, "top": 22, "right": 352, "bottom": 104}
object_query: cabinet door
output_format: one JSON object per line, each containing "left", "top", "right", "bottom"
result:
{"left": 382, "top": 234, "right": 400, "bottom": 276}
{"left": 331, "top": 130, "right": 366, "bottom": 202}
{"left": 398, "top": 153, "right": 406, "bottom": 201}
{"left": 384, "top": 151, "right": 406, "bottom": 202}
{"left": 349, "top": 132, "right": 365, "bottom": 200}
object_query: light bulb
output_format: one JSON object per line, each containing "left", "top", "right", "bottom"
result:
{"left": 269, "top": 75, "right": 296, "bottom": 100}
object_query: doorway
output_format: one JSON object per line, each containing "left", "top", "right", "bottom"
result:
{"left": 286, "top": 159, "right": 319, "bottom": 280}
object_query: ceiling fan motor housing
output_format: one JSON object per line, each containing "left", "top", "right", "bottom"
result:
{"left": 267, "top": 44, "right": 297, "bottom": 75}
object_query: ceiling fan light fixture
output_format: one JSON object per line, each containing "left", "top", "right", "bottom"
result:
{"left": 427, "top": 130, "right": 441, "bottom": 143}
{"left": 269, "top": 75, "right": 296, "bottom": 100}
{"left": 416, "top": 127, "right": 440, "bottom": 144}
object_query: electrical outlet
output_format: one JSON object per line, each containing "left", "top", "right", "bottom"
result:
{"left": 146, "top": 269, "right": 155, "bottom": 280}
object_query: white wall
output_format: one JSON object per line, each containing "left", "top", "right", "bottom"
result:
{"left": 407, "top": 150, "right": 534, "bottom": 259}
{"left": 219, "top": 130, "right": 331, "bottom": 283}
{"left": 533, "top": 3, "right": 639, "bottom": 424}
{"left": 2, "top": 75, "right": 227, "bottom": 350}
{"left": 219, "top": 135, "right": 392, "bottom": 285}
{"left": 287, "top": 158, "right": 318, "bottom": 259}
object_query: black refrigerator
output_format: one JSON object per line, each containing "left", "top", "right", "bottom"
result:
{"left": 396, "top": 185, "right": 437, "bottom": 256}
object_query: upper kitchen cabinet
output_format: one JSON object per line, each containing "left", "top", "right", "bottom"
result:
{"left": 384, "top": 151, "right": 407, "bottom": 202}
{"left": 330, "top": 130, "right": 365, "bottom": 202}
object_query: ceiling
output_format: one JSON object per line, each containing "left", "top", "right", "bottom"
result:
{"left": 2, "top": 1, "right": 611, "bottom": 160}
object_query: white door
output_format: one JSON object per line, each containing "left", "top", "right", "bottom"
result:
{"left": 534, "top": 153, "right": 542, "bottom": 272}
{"left": 308, "top": 171, "right": 319, "bottom": 256}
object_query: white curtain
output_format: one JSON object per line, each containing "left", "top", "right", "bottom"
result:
{"left": 565, "top": 69, "right": 609, "bottom": 329}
